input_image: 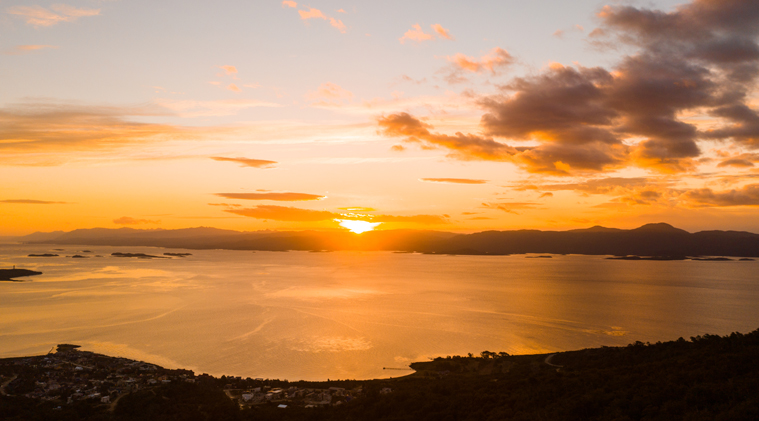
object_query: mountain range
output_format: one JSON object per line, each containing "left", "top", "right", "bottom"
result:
{"left": 8, "top": 223, "right": 759, "bottom": 258}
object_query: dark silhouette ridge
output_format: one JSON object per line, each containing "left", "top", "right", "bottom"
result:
{"left": 12, "top": 223, "right": 759, "bottom": 258}
{"left": 0, "top": 268, "right": 42, "bottom": 281}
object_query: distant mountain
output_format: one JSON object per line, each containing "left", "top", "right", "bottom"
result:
{"left": 17, "top": 223, "right": 759, "bottom": 258}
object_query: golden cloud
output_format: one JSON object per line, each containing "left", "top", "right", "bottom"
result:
{"left": 0, "top": 199, "right": 69, "bottom": 204}
{"left": 420, "top": 178, "right": 488, "bottom": 184}
{"left": 282, "top": 1, "right": 297, "bottom": 8}
{"left": 215, "top": 192, "right": 326, "bottom": 201}
{"left": 210, "top": 157, "right": 277, "bottom": 168}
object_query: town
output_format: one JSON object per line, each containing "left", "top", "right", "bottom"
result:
{"left": 0, "top": 344, "right": 374, "bottom": 412}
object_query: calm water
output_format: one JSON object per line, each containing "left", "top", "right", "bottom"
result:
{"left": 1, "top": 244, "right": 758, "bottom": 380}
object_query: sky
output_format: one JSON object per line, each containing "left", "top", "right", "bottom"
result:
{"left": 2, "top": 0, "right": 759, "bottom": 235}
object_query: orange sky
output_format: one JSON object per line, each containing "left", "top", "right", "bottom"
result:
{"left": 2, "top": 0, "right": 759, "bottom": 235}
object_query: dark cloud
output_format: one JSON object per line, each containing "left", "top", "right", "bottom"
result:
{"left": 215, "top": 192, "right": 326, "bottom": 201}
{"left": 378, "top": 112, "right": 516, "bottom": 162}
{"left": 211, "top": 157, "right": 278, "bottom": 168}
{"left": 380, "top": 0, "right": 759, "bottom": 174}
{"left": 0, "top": 199, "right": 69, "bottom": 204}
{"left": 420, "top": 178, "right": 488, "bottom": 184}
{"left": 681, "top": 183, "right": 759, "bottom": 206}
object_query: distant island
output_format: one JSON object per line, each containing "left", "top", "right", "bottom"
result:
{"left": 0, "top": 268, "right": 42, "bottom": 281}
{"left": 1, "top": 328, "right": 758, "bottom": 420}
{"left": 8, "top": 223, "right": 759, "bottom": 258}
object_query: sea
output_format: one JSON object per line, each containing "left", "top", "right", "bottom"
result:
{"left": 1, "top": 243, "right": 758, "bottom": 381}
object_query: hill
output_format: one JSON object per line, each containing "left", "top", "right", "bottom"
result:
{"left": 13, "top": 223, "right": 759, "bottom": 257}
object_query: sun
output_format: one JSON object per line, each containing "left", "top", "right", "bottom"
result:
{"left": 336, "top": 219, "right": 381, "bottom": 234}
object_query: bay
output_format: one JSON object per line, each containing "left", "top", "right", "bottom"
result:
{"left": 1, "top": 244, "right": 758, "bottom": 381}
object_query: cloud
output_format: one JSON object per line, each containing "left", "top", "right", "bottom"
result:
{"left": 113, "top": 216, "right": 160, "bottom": 225}
{"left": 0, "top": 199, "right": 68, "bottom": 204}
{"left": 208, "top": 203, "right": 242, "bottom": 207}
{"left": 329, "top": 17, "right": 346, "bottom": 33}
{"left": 225, "top": 205, "right": 448, "bottom": 224}
{"left": 444, "top": 47, "right": 515, "bottom": 83}
{"left": 0, "top": 102, "right": 183, "bottom": 160}
{"left": 215, "top": 192, "right": 326, "bottom": 201}
{"left": 399, "top": 24, "right": 434, "bottom": 43}
{"left": 420, "top": 178, "right": 487, "bottom": 184}
{"left": 519, "top": 177, "right": 650, "bottom": 195}
{"left": 381, "top": 0, "right": 759, "bottom": 175}
{"left": 482, "top": 201, "right": 540, "bottom": 215}
{"left": 154, "top": 98, "right": 282, "bottom": 117}
{"left": 400, "top": 23, "right": 455, "bottom": 43}
{"left": 718, "top": 158, "right": 755, "bottom": 167}
{"left": 338, "top": 207, "right": 376, "bottom": 212}
{"left": 681, "top": 184, "right": 759, "bottom": 207}
{"left": 370, "top": 214, "right": 449, "bottom": 224}
{"left": 378, "top": 112, "right": 517, "bottom": 161}
{"left": 539, "top": 192, "right": 554, "bottom": 198}
{"left": 210, "top": 157, "right": 277, "bottom": 168}
{"left": 306, "top": 82, "right": 353, "bottom": 106}
{"left": 219, "top": 65, "right": 238, "bottom": 77}
{"left": 3, "top": 45, "right": 58, "bottom": 55}
{"left": 7, "top": 4, "right": 100, "bottom": 27}
{"left": 431, "top": 24, "right": 454, "bottom": 40}
{"left": 226, "top": 83, "right": 242, "bottom": 92}
{"left": 282, "top": 1, "right": 297, "bottom": 8}
{"left": 299, "top": 7, "right": 326, "bottom": 20}
{"left": 226, "top": 205, "right": 337, "bottom": 221}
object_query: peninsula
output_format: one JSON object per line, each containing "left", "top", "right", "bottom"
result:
{"left": 0, "top": 268, "right": 42, "bottom": 281}
{"left": 1, "top": 328, "right": 758, "bottom": 420}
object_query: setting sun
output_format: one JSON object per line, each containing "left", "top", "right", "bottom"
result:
{"left": 336, "top": 219, "right": 381, "bottom": 234}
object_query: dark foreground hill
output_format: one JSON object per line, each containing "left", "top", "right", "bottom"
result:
{"left": 13, "top": 223, "right": 759, "bottom": 257}
{"left": 1, "top": 329, "right": 758, "bottom": 421}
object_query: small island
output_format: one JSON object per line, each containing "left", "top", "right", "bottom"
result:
{"left": 111, "top": 252, "right": 168, "bottom": 259}
{"left": 164, "top": 252, "right": 192, "bottom": 257}
{"left": 0, "top": 268, "right": 42, "bottom": 281}
{"left": 28, "top": 253, "right": 59, "bottom": 257}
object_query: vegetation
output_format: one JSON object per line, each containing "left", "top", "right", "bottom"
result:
{"left": 2, "top": 329, "right": 758, "bottom": 420}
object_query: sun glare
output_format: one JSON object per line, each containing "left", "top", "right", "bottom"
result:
{"left": 336, "top": 219, "right": 381, "bottom": 234}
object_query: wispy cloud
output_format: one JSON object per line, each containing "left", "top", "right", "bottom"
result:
{"left": 215, "top": 192, "right": 326, "bottom": 201}
{"left": 329, "top": 17, "right": 346, "bottom": 33}
{"left": 113, "top": 216, "right": 160, "bottom": 225}
{"left": 420, "top": 178, "right": 487, "bottom": 184}
{"left": 225, "top": 205, "right": 448, "bottom": 224}
{"left": 281, "top": 1, "right": 297, "bottom": 8}
{"left": 0, "top": 199, "right": 68, "bottom": 204}
{"left": 3, "top": 45, "right": 58, "bottom": 55}
{"left": 226, "top": 205, "right": 337, "bottom": 221}
{"left": 443, "top": 47, "right": 515, "bottom": 83}
{"left": 210, "top": 157, "right": 278, "bottom": 168}
{"left": 431, "top": 24, "right": 454, "bottom": 40}
{"left": 7, "top": 4, "right": 100, "bottom": 27}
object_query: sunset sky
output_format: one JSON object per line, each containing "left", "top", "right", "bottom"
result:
{"left": 2, "top": 0, "right": 759, "bottom": 235}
